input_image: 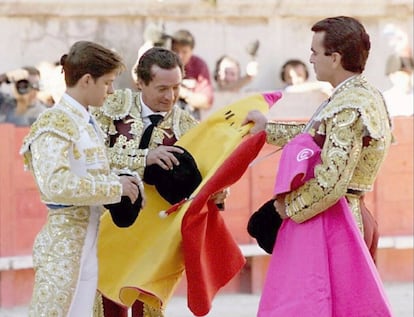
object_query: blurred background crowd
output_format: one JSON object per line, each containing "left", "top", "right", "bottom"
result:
{"left": 0, "top": 0, "right": 412, "bottom": 126}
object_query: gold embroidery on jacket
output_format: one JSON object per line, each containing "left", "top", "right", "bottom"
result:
{"left": 271, "top": 76, "right": 392, "bottom": 226}
{"left": 29, "top": 206, "right": 90, "bottom": 316}
{"left": 265, "top": 122, "right": 305, "bottom": 147}
{"left": 91, "top": 89, "right": 198, "bottom": 179}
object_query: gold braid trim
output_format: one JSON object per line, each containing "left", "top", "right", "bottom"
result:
{"left": 265, "top": 121, "right": 305, "bottom": 147}
{"left": 90, "top": 89, "right": 141, "bottom": 139}
{"left": 314, "top": 76, "right": 393, "bottom": 191}
{"left": 91, "top": 90, "right": 198, "bottom": 179}
{"left": 29, "top": 207, "right": 90, "bottom": 316}
{"left": 20, "top": 109, "right": 79, "bottom": 168}
{"left": 169, "top": 105, "right": 199, "bottom": 139}
{"left": 143, "top": 303, "right": 165, "bottom": 317}
{"left": 108, "top": 140, "right": 147, "bottom": 178}
{"left": 100, "top": 88, "right": 135, "bottom": 120}
{"left": 283, "top": 76, "right": 392, "bottom": 225}
{"left": 315, "top": 75, "right": 391, "bottom": 140}
{"left": 285, "top": 108, "right": 365, "bottom": 223}
{"left": 345, "top": 194, "right": 364, "bottom": 234}
{"left": 93, "top": 292, "right": 105, "bottom": 317}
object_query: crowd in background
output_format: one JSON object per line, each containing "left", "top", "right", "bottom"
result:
{"left": 0, "top": 22, "right": 412, "bottom": 127}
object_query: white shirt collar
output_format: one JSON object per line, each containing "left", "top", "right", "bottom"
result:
{"left": 61, "top": 93, "right": 91, "bottom": 123}
{"left": 140, "top": 95, "right": 167, "bottom": 118}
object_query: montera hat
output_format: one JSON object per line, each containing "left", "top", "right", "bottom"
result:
{"left": 247, "top": 198, "right": 283, "bottom": 254}
{"left": 104, "top": 174, "right": 143, "bottom": 228}
{"left": 143, "top": 145, "right": 202, "bottom": 205}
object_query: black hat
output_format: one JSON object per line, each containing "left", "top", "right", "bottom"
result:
{"left": 247, "top": 199, "right": 283, "bottom": 254}
{"left": 143, "top": 145, "right": 202, "bottom": 205}
{"left": 104, "top": 174, "right": 143, "bottom": 228}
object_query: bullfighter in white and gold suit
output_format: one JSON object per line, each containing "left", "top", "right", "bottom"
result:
{"left": 20, "top": 41, "right": 139, "bottom": 317}
{"left": 20, "top": 95, "right": 125, "bottom": 316}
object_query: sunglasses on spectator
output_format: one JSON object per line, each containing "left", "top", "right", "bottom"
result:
{"left": 15, "top": 79, "right": 40, "bottom": 95}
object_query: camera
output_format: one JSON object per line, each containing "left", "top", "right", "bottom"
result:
{"left": 0, "top": 73, "right": 40, "bottom": 95}
{"left": 15, "top": 79, "right": 39, "bottom": 95}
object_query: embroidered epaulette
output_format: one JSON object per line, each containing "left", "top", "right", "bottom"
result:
{"left": 20, "top": 109, "right": 79, "bottom": 155}
{"left": 315, "top": 76, "right": 390, "bottom": 140}
{"left": 98, "top": 88, "right": 140, "bottom": 120}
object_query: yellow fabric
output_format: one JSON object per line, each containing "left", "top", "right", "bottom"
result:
{"left": 97, "top": 93, "right": 272, "bottom": 309}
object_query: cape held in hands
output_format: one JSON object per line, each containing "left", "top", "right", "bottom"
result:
{"left": 97, "top": 91, "right": 282, "bottom": 315}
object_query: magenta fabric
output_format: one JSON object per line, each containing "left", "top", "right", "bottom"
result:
{"left": 259, "top": 133, "right": 393, "bottom": 317}
{"left": 273, "top": 133, "right": 321, "bottom": 195}
{"left": 263, "top": 91, "right": 283, "bottom": 108}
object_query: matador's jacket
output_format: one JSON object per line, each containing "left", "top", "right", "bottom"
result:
{"left": 90, "top": 88, "right": 198, "bottom": 179}
{"left": 90, "top": 88, "right": 198, "bottom": 317}
{"left": 265, "top": 75, "right": 393, "bottom": 233}
{"left": 20, "top": 94, "right": 123, "bottom": 317}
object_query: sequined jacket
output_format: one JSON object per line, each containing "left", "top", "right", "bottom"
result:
{"left": 266, "top": 75, "right": 393, "bottom": 226}
{"left": 90, "top": 88, "right": 198, "bottom": 180}
{"left": 20, "top": 95, "right": 123, "bottom": 206}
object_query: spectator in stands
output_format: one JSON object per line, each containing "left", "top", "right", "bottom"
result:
{"left": 171, "top": 29, "right": 214, "bottom": 120}
{"left": 0, "top": 67, "right": 47, "bottom": 126}
{"left": 131, "top": 22, "right": 170, "bottom": 86}
{"left": 280, "top": 59, "right": 309, "bottom": 88}
{"left": 383, "top": 54, "right": 413, "bottom": 116}
{"left": 279, "top": 58, "right": 331, "bottom": 94}
{"left": 213, "top": 55, "right": 258, "bottom": 92}
{"left": 268, "top": 59, "right": 332, "bottom": 119}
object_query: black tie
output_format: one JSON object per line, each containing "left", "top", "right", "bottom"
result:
{"left": 139, "top": 114, "right": 164, "bottom": 149}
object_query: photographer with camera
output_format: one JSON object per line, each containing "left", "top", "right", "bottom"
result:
{"left": 0, "top": 66, "right": 47, "bottom": 126}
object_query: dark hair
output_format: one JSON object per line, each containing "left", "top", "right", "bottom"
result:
{"left": 171, "top": 29, "right": 195, "bottom": 49}
{"left": 311, "top": 16, "right": 370, "bottom": 73}
{"left": 136, "top": 47, "right": 184, "bottom": 86}
{"left": 60, "top": 41, "right": 125, "bottom": 87}
{"left": 280, "top": 59, "right": 309, "bottom": 82}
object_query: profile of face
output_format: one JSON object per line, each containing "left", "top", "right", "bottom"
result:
{"left": 86, "top": 70, "right": 117, "bottom": 107}
{"left": 310, "top": 32, "right": 333, "bottom": 83}
{"left": 139, "top": 64, "right": 182, "bottom": 112}
{"left": 171, "top": 43, "right": 193, "bottom": 66}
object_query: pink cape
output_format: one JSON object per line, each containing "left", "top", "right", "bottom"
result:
{"left": 258, "top": 133, "right": 393, "bottom": 317}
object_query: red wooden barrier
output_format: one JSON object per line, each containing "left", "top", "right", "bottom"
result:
{"left": 0, "top": 124, "right": 47, "bottom": 307}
